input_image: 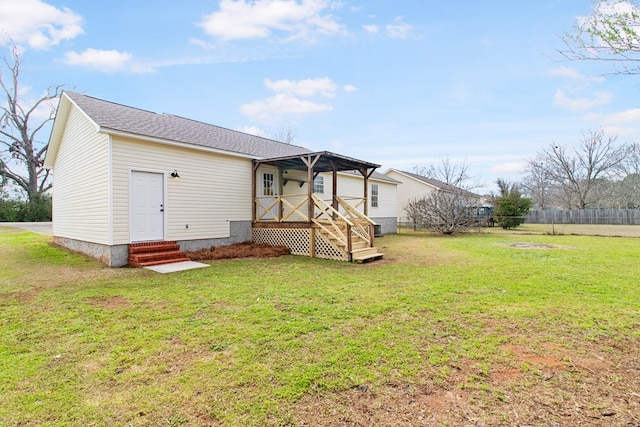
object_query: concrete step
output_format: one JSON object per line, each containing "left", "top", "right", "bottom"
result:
{"left": 129, "top": 257, "right": 191, "bottom": 268}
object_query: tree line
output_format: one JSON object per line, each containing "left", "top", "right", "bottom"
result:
{"left": 521, "top": 129, "right": 640, "bottom": 210}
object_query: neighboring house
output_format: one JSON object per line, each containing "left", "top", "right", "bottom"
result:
{"left": 44, "top": 92, "right": 397, "bottom": 266}
{"left": 383, "top": 168, "right": 484, "bottom": 224}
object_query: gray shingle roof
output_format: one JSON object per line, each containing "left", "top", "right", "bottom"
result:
{"left": 397, "top": 170, "right": 480, "bottom": 197}
{"left": 65, "top": 91, "right": 312, "bottom": 159}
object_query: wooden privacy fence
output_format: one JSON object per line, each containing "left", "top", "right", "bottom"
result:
{"left": 526, "top": 209, "right": 640, "bottom": 225}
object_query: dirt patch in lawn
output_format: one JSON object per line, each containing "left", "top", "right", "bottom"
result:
{"left": 85, "top": 295, "right": 130, "bottom": 309}
{"left": 185, "top": 242, "right": 290, "bottom": 261}
{"left": 294, "top": 333, "right": 640, "bottom": 427}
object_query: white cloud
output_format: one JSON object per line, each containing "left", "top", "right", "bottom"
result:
{"left": 548, "top": 66, "right": 605, "bottom": 83}
{"left": 241, "top": 93, "right": 332, "bottom": 120}
{"left": 490, "top": 162, "right": 526, "bottom": 174}
{"left": 585, "top": 108, "right": 640, "bottom": 138}
{"left": 386, "top": 17, "right": 412, "bottom": 39}
{"left": 265, "top": 77, "right": 338, "bottom": 97}
{"left": 241, "top": 126, "right": 269, "bottom": 137}
{"left": 241, "top": 76, "right": 355, "bottom": 121}
{"left": 554, "top": 89, "right": 612, "bottom": 112}
{"left": 197, "top": 0, "right": 346, "bottom": 42}
{"left": 362, "top": 24, "right": 379, "bottom": 34}
{"left": 0, "top": 0, "right": 83, "bottom": 49}
{"left": 188, "top": 38, "right": 214, "bottom": 50}
{"left": 599, "top": 108, "right": 640, "bottom": 124}
{"left": 64, "top": 48, "right": 154, "bottom": 73}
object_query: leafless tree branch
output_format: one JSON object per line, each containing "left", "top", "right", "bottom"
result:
{"left": 0, "top": 45, "right": 64, "bottom": 200}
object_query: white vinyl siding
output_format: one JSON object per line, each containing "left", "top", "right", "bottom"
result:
{"left": 277, "top": 169, "right": 307, "bottom": 221}
{"left": 50, "top": 106, "right": 110, "bottom": 244}
{"left": 111, "top": 137, "right": 252, "bottom": 244}
{"left": 372, "top": 179, "right": 397, "bottom": 218}
{"left": 384, "top": 170, "right": 438, "bottom": 223}
{"left": 318, "top": 172, "right": 396, "bottom": 218}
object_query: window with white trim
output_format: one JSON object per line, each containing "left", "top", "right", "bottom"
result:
{"left": 371, "top": 183, "right": 379, "bottom": 208}
{"left": 314, "top": 176, "right": 324, "bottom": 194}
{"left": 263, "top": 173, "right": 275, "bottom": 196}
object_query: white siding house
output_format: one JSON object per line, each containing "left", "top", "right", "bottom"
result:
{"left": 384, "top": 168, "right": 483, "bottom": 224}
{"left": 45, "top": 92, "right": 398, "bottom": 266}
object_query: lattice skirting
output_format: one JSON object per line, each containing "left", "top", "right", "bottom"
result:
{"left": 252, "top": 227, "right": 349, "bottom": 261}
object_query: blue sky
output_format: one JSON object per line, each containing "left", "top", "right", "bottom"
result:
{"left": 2, "top": 0, "right": 640, "bottom": 193}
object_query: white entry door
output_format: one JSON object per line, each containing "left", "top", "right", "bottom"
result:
{"left": 131, "top": 171, "right": 164, "bottom": 242}
{"left": 258, "top": 169, "right": 280, "bottom": 220}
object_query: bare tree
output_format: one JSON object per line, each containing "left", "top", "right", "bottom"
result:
{"left": 615, "top": 142, "right": 640, "bottom": 207}
{"left": 528, "top": 129, "right": 626, "bottom": 209}
{"left": 271, "top": 126, "right": 297, "bottom": 144}
{"left": 412, "top": 159, "right": 481, "bottom": 190}
{"left": 0, "top": 46, "right": 63, "bottom": 200}
{"left": 521, "top": 162, "right": 555, "bottom": 209}
{"left": 404, "top": 159, "right": 483, "bottom": 234}
{"left": 560, "top": 0, "right": 640, "bottom": 74}
{"left": 404, "top": 191, "right": 480, "bottom": 234}
{"left": 621, "top": 141, "right": 640, "bottom": 175}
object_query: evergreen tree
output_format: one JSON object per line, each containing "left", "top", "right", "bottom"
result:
{"left": 494, "top": 179, "right": 532, "bottom": 229}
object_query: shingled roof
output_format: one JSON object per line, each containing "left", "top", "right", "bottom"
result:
{"left": 392, "top": 169, "right": 481, "bottom": 198}
{"left": 47, "top": 92, "right": 396, "bottom": 183}
{"left": 63, "top": 91, "right": 312, "bottom": 159}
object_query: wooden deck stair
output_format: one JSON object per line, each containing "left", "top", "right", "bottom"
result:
{"left": 316, "top": 222, "right": 383, "bottom": 263}
{"left": 350, "top": 235, "right": 383, "bottom": 263}
{"left": 128, "top": 241, "right": 190, "bottom": 267}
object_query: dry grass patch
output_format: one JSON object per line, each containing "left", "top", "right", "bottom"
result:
{"left": 294, "top": 325, "right": 640, "bottom": 426}
{"left": 185, "top": 242, "right": 290, "bottom": 261}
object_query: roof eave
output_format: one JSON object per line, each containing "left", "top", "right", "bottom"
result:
{"left": 255, "top": 150, "right": 381, "bottom": 173}
{"left": 100, "top": 127, "right": 259, "bottom": 161}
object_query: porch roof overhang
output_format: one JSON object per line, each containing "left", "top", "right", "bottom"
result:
{"left": 253, "top": 151, "right": 380, "bottom": 174}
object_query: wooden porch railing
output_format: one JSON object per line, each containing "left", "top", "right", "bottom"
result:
{"left": 335, "top": 196, "right": 374, "bottom": 247}
{"left": 311, "top": 194, "right": 354, "bottom": 253}
{"left": 255, "top": 194, "right": 309, "bottom": 222}
{"left": 255, "top": 193, "right": 375, "bottom": 256}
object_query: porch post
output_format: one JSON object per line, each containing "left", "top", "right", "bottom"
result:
{"left": 331, "top": 161, "right": 338, "bottom": 215}
{"left": 252, "top": 161, "right": 259, "bottom": 222}
{"left": 301, "top": 154, "right": 321, "bottom": 223}
{"left": 362, "top": 167, "right": 369, "bottom": 217}
{"left": 307, "top": 162, "right": 314, "bottom": 222}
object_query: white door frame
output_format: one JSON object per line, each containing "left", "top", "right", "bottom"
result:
{"left": 129, "top": 169, "right": 167, "bottom": 242}
{"left": 258, "top": 166, "right": 280, "bottom": 220}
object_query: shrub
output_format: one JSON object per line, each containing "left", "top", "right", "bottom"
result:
{"left": 494, "top": 180, "right": 532, "bottom": 229}
{"left": 0, "top": 194, "right": 52, "bottom": 222}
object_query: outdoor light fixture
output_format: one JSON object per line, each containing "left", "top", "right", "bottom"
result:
{"left": 170, "top": 170, "right": 180, "bottom": 178}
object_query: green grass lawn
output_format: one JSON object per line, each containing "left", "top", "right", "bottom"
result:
{"left": 1, "top": 227, "right": 639, "bottom": 426}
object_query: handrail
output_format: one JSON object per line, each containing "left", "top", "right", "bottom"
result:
{"left": 335, "top": 196, "right": 374, "bottom": 224}
{"left": 335, "top": 196, "right": 374, "bottom": 247}
{"left": 311, "top": 194, "right": 353, "bottom": 250}
{"left": 312, "top": 194, "right": 354, "bottom": 226}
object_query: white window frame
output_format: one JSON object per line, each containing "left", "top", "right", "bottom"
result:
{"left": 371, "top": 183, "right": 379, "bottom": 208}
{"left": 314, "top": 176, "right": 324, "bottom": 194}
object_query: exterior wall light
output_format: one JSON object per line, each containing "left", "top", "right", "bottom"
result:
{"left": 170, "top": 170, "right": 180, "bottom": 178}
